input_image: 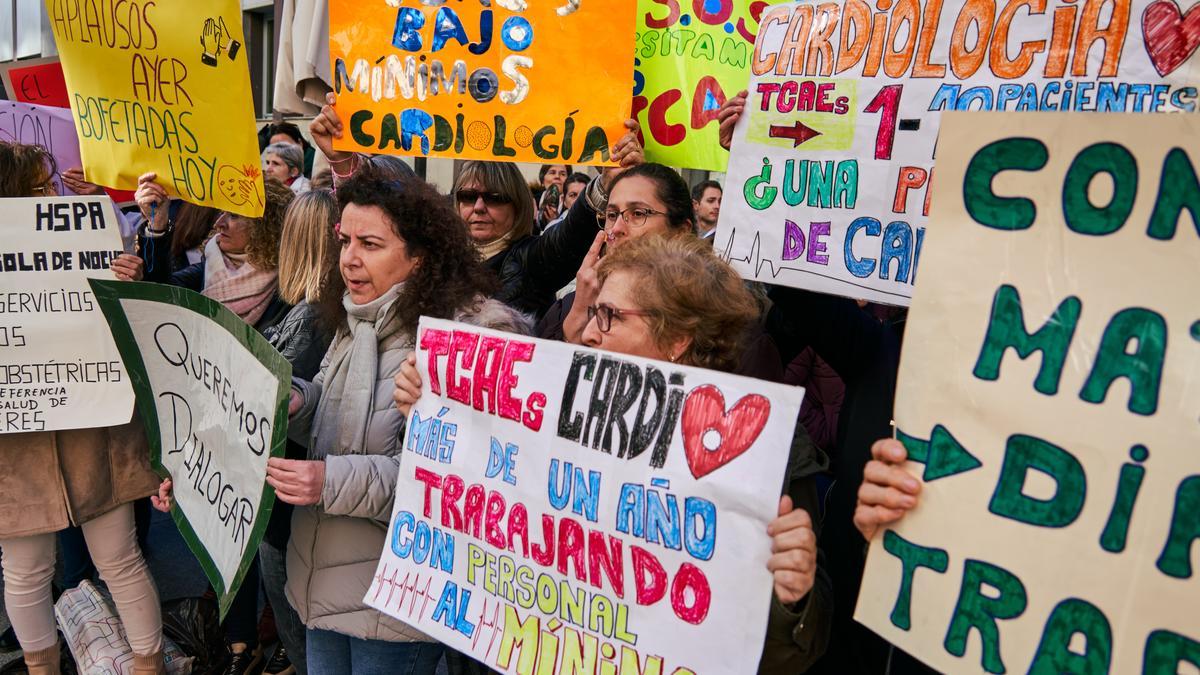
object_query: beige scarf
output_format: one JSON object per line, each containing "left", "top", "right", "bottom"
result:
{"left": 474, "top": 230, "right": 516, "bottom": 261}
{"left": 201, "top": 237, "right": 278, "bottom": 325}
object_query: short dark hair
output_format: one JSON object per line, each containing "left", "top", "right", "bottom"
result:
{"left": 538, "top": 163, "right": 573, "bottom": 182}
{"left": 266, "top": 122, "right": 303, "bottom": 145}
{"left": 691, "top": 179, "right": 722, "bottom": 202}
{"left": 335, "top": 173, "right": 496, "bottom": 337}
{"left": 564, "top": 172, "right": 590, "bottom": 190}
{"left": 607, "top": 163, "right": 694, "bottom": 230}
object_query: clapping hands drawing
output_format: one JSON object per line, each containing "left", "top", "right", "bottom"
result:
{"left": 200, "top": 16, "right": 241, "bottom": 67}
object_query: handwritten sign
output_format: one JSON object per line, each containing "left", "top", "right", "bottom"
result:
{"left": 0, "top": 100, "right": 84, "bottom": 196}
{"left": 715, "top": 0, "right": 1199, "bottom": 306}
{"left": 0, "top": 197, "right": 134, "bottom": 433}
{"left": 854, "top": 111, "right": 1200, "bottom": 673}
{"left": 329, "top": 0, "right": 636, "bottom": 166}
{"left": 90, "top": 280, "right": 290, "bottom": 618}
{"left": 366, "top": 317, "right": 803, "bottom": 673}
{"left": 0, "top": 57, "right": 71, "bottom": 108}
{"left": 635, "top": 0, "right": 779, "bottom": 171}
{"left": 46, "top": 0, "right": 266, "bottom": 217}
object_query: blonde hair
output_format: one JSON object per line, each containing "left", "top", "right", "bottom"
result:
{"left": 277, "top": 190, "right": 338, "bottom": 304}
{"left": 453, "top": 161, "right": 535, "bottom": 240}
{"left": 596, "top": 235, "right": 757, "bottom": 372}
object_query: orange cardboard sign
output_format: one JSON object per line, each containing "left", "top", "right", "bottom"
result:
{"left": 329, "top": 0, "right": 636, "bottom": 166}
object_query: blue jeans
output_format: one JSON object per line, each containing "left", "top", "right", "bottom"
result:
{"left": 306, "top": 629, "right": 443, "bottom": 675}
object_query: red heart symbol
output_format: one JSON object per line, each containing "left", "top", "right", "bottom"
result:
{"left": 1143, "top": 0, "right": 1200, "bottom": 76}
{"left": 680, "top": 385, "right": 771, "bottom": 479}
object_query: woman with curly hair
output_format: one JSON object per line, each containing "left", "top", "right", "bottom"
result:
{"left": 264, "top": 172, "right": 530, "bottom": 675}
{"left": 137, "top": 176, "right": 295, "bottom": 330}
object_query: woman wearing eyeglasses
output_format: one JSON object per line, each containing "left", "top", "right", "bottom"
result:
{"left": 535, "top": 162, "right": 696, "bottom": 344}
{"left": 0, "top": 141, "right": 166, "bottom": 674}
{"left": 396, "top": 235, "right": 832, "bottom": 673}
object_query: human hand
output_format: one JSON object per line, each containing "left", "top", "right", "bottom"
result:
{"left": 61, "top": 168, "right": 104, "bottom": 196}
{"left": 310, "top": 92, "right": 354, "bottom": 167}
{"left": 853, "top": 438, "right": 922, "bottom": 541}
{"left": 111, "top": 253, "right": 144, "bottom": 281}
{"left": 150, "top": 478, "right": 173, "bottom": 512}
{"left": 266, "top": 458, "right": 326, "bottom": 506}
{"left": 600, "top": 119, "right": 644, "bottom": 192}
{"left": 288, "top": 390, "right": 303, "bottom": 416}
{"left": 717, "top": 89, "right": 748, "bottom": 151}
{"left": 393, "top": 353, "right": 424, "bottom": 417}
{"left": 563, "top": 230, "right": 606, "bottom": 344}
{"left": 767, "top": 496, "right": 816, "bottom": 606}
{"left": 135, "top": 173, "right": 169, "bottom": 231}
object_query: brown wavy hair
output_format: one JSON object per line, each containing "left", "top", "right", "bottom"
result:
{"left": 0, "top": 141, "right": 57, "bottom": 197}
{"left": 596, "top": 235, "right": 756, "bottom": 372}
{"left": 336, "top": 170, "right": 497, "bottom": 337}
{"left": 240, "top": 179, "right": 294, "bottom": 270}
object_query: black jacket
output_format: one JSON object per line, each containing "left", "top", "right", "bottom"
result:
{"left": 260, "top": 301, "right": 333, "bottom": 549}
{"left": 485, "top": 194, "right": 602, "bottom": 319}
{"left": 144, "top": 251, "right": 290, "bottom": 334}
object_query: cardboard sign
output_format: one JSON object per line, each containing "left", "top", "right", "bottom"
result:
{"left": 715, "top": 0, "right": 1200, "bottom": 306}
{"left": 329, "top": 0, "right": 636, "bottom": 166}
{"left": 0, "top": 57, "right": 71, "bottom": 108}
{"left": 634, "top": 0, "right": 780, "bottom": 171}
{"left": 854, "top": 112, "right": 1200, "bottom": 673}
{"left": 0, "top": 100, "right": 84, "bottom": 196}
{"left": 366, "top": 317, "right": 804, "bottom": 673}
{"left": 46, "top": 0, "right": 266, "bottom": 217}
{"left": 0, "top": 197, "right": 134, "bottom": 433}
{"left": 90, "top": 280, "right": 290, "bottom": 618}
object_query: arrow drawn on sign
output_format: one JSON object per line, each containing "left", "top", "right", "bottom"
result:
{"left": 769, "top": 121, "right": 822, "bottom": 147}
{"left": 896, "top": 424, "right": 982, "bottom": 482}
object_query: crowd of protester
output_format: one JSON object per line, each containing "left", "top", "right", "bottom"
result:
{"left": 0, "top": 88, "right": 943, "bottom": 675}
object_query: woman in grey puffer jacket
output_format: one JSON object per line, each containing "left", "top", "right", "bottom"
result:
{"left": 268, "top": 173, "right": 532, "bottom": 675}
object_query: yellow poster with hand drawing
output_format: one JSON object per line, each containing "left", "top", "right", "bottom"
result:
{"left": 46, "top": 0, "right": 265, "bottom": 218}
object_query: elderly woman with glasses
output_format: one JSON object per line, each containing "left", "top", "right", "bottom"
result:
{"left": 396, "top": 235, "right": 832, "bottom": 673}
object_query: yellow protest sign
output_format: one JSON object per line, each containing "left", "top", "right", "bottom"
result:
{"left": 635, "top": 0, "right": 781, "bottom": 171}
{"left": 329, "top": 0, "right": 635, "bottom": 166}
{"left": 46, "top": 0, "right": 265, "bottom": 218}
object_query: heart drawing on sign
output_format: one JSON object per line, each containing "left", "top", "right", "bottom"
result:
{"left": 1143, "top": 0, "right": 1200, "bottom": 76}
{"left": 680, "top": 385, "right": 771, "bottom": 479}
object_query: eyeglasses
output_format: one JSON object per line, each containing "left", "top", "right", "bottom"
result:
{"left": 455, "top": 189, "right": 511, "bottom": 207}
{"left": 599, "top": 206, "right": 667, "bottom": 229}
{"left": 586, "top": 302, "right": 654, "bottom": 333}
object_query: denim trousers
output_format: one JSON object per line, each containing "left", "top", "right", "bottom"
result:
{"left": 306, "top": 628, "right": 443, "bottom": 675}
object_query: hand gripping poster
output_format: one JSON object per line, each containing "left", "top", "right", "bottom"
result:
{"left": 854, "top": 111, "right": 1200, "bottom": 673}
{"left": 90, "top": 280, "right": 291, "bottom": 618}
{"left": 715, "top": 0, "right": 1200, "bottom": 306}
{"left": 46, "top": 0, "right": 266, "bottom": 217}
{"left": 366, "top": 318, "right": 805, "bottom": 673}
{"left": 329, "top": 0, "right": 636, "bottom": 166}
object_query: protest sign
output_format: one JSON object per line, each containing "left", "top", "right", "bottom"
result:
{"left": 854, "top": 111, "right": 1200, "bottom": 673}
{"left": 365, "top": 317, "right": 803, "bottom": 673}
{"left": 0, "top": 100, "right": 84, "bottom": 196}
{"left": 89, "top": 280, "right": 290, "bottom": 618}
{"left": 46, "top": 0, "right": 265, "bottom": 218}
{"left": 0, "top": 197, "right": 133, "bottom": 433}
{"left": 329, "top": 0, "right": 635, "bottom": 166}
{"left": 0, "top": 57, "right": 71, "bottom": 108}
{"left": 634, "top": 0, "right": 780, "bottom": 171}
{"left": 715, "top": 0, "right": 1200, "bottom": 306}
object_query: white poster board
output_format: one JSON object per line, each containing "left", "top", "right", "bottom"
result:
{"left": 0, "top": 196, "right": 134, "bottom": 433}
{"left": 91, "top": 280, "right": 291, "bottom": 618}
{"left": 854, "top": 111, "right": 1200, "bottom": 673}
{"left": 367, "top": 317, "right": 805, "bottom": 673}
{"left": 715, "top": 0, "right": 1200, "bottom": 306}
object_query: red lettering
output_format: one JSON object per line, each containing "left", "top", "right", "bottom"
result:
{"left": 690, "top": 76, "right": 726, "bottom": 130}
{"left": 588, "top": 531, "right": 625, "bottom": 598}
{"left": 463, "top": 483, "right": 486, "bottom": 539}
{"left": 531, "top": 515, "right": 556, "bottom": 567}
{"left": 507, "top": 502, "right": 530, "bottom": 557}
{"left": 671, "top": 563, "right": 712, "bottom": 625}
{"left": 472, "top": 336, "right": 505, "bottom": 414}
{"left": 523, "top": 392, "right": 546, "bottom": 432}
{"left": 414, "top": 466, "right": 442, "bottom": 519}
{"left": 816, "top": 82, "right": 835, "bottom": 112}
{"left": 644, "top": 0, "right": 680, "bottom": 28}
{"left": 557, "top": 517, "right": 587, "bottom": 582}
{"left": 648, "top": 89, "right": 687, "bottom": 147}
{"left": 441, "top": 474, "right": 465, "bottom": 530}
{"left": 419, "top": 328, "right": 450, "bottom": 395}
{"left": 484, "top": 491, "right": 508, "bottom": 549}
{"left": 756, "top": 82, "right": 781, "bottom": 111}
{"left": 447, "top": 330, "right": 479, "bottom": 405}
{"left": 631, "top": 545, "right": 668, "bottom": 605}
{"left": 498, "top": 341, "right": 534, "bottom": 422}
